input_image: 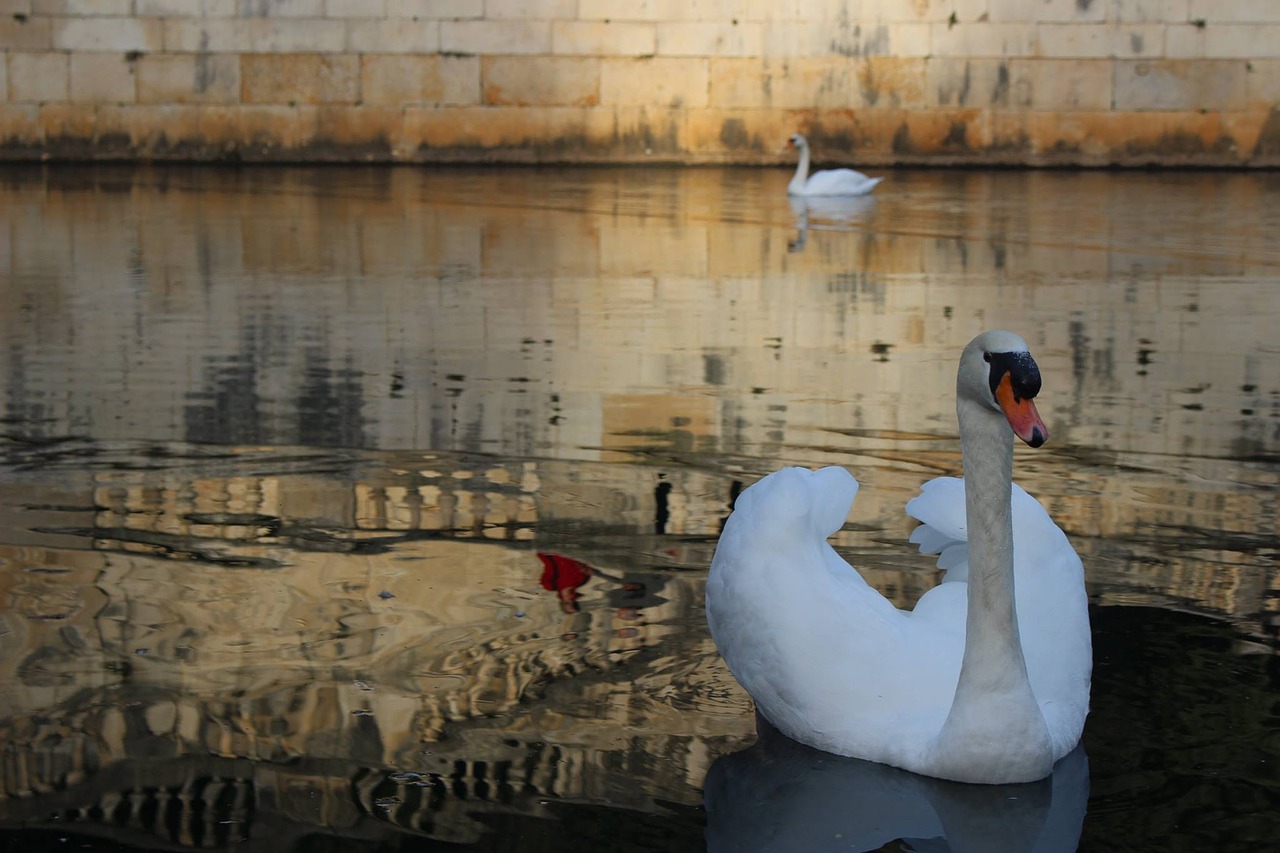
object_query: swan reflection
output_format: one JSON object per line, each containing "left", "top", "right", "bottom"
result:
{"left": 704, "top": 718, "right": 1088, "bottom": 853}
{"left": 788, "top": 194, "right": 877, "bottom": 252}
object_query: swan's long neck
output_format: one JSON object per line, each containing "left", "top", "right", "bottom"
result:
{"left": 954, "top": 396, "right": 1024, "bottom": 692}
{"left": 928, "top": 393, "right": 1052, "bottom": 782}
{"left": 788, "top": 145, "right": 810, "bottom": 194}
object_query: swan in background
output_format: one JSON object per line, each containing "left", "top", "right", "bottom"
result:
{"left": 787, "top": 133, "right": 883, "bottom": 197}
{"left": 705, "top": 331, "right": 1092, "bottom": 784}
{"left": 705, "top": 716, "right": 1089, "bottom": 853}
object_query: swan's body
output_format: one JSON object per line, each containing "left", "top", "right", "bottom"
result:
{"left": 787, "top": 133, "right": 883, "bottom": 197}
{"left": 706, "top": 331, "right": 1092, "bottom": 784}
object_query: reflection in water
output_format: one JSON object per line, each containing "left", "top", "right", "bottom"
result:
{"left": 787, "top": 193, "right": 877, "bottom": 253}
{"left": 705, "top": 719, "right": 1088, "bottom": 852}
{"left": 0, "top": 165, "right": 1277, "bottom": 850}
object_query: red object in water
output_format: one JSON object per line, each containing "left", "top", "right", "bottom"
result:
{"left": 537, "top": 552, "right": 594, "bottom": 611}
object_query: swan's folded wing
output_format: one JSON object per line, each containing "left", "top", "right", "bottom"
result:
{"left": 905, "top": 477, "right": 969, "bottom": 581}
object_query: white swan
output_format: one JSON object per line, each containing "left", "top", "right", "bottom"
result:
{"left": 706, "top": 331, "right": 1092, "bottom": 784}
{"left": 787, "top": 133, "right": 883, "bottom": 197}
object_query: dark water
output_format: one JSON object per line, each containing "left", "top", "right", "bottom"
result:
{"left": 0, "top": 165, "right": 1277, "bottom": 852}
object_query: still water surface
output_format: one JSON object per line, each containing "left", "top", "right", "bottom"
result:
{"left": 0, "top": 165, "right": 1277, "bottom": 851}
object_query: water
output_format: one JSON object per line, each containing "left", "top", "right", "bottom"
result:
{"left": 0, "top": 164, "right": 1276, "bottom": 852}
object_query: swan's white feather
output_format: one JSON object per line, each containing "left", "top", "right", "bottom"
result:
{"left": 795, "top": 169, "right": 884, "bottom": 197}
{"left": 706, "top": 465, "right": 1092, "bottom": 780}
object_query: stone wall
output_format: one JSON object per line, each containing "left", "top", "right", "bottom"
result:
{"left": 1, "top": 1, "right": 1279, "bottom": 165}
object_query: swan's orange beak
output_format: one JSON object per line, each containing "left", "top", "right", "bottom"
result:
{"left": 995, "top": 374, "right": 1048, "bottom": 448}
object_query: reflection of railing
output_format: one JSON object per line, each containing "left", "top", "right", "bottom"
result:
{"left": 0, "top": 695, "right": 731, "bottom": 850}
{"left": 89, "top": 461, "right": 543, "bottom": 557}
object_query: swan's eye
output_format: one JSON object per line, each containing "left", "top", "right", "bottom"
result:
{"left": 982, "top": 352, "right": 992, "bottom": 363}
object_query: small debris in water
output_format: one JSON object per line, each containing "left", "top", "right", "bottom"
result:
{"left": 377, "top": 590, "right": 395, "bottom": 599}
{"left": 353, "top": 679, "right": 374, "bottom": 691}
{"left": 389, "top": 772, "right": 423, "bottom": 783}
{"left": 352, "top": 708, "right": 374, "bottom": 717}
{"left": 515, "top": 611, "right": 525, "bottom": 618}
{"left": 374, "top": 796, "right": 402, "bottom": 808}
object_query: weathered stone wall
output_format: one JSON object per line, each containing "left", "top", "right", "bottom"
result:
{"left": 2, "top": 0, "right": 1279, "bottom": 165}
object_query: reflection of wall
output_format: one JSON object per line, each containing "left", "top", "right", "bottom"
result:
{"left": 0, "top": 454, "right": 752, "bottom": 824}
{"left": 0, "top": 167, "right": 1274, "bottom": 466}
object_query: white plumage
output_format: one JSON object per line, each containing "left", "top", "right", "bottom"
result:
{"left": 706, "top": 331, "right": 1092, "bottom": 784}
{"left": 786, "top": 133, "right": 883, "bottom": 197}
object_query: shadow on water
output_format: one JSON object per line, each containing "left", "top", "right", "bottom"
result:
{"left": 706, "top": 719, "right": 1088, "bottom": 852}
{"left": 0, "top": 164, "right": 1278, "bottom": 851}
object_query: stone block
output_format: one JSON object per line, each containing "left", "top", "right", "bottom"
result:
{"left": 483, "top": 56, "right": 599, "bottom": 106}
{"left": 1188, "top": 0, "right": 1278, "bottom": 23}
{"left": 7, "top": 52, "right": 69, "bottom": 103}
{"left": 931, "top": 22, "right": 1035, "bottom": 57}
{"left": 325, "top": 0, "right": 375, "bottom": 17}
{"left": 1204, "top": 25, "right": 1280, "bottom": 59}
{"left": 40, "top": 103, "right": 96, "bottom": 147}
{"left": 1115, "top": 59, "right": 1247, "bottom": 111}
{"left": 53, "top": 17, "right": 164, "bottom": 52}
{"left": 988, "top": 110, "right": 1031, "bottom": 157}
{"left": 1112, "top": 0, "right": 1190, "bottom": 23}
{"left": 69, "top": 53, "right": 136, "bottom": 103}
{"left": 926, "top": 58, "right": 1020, "bottom": 109}
{"left": 488, "top": 0, "right": 576, "bottom": 18}
{"left": 0, "top": 16, "right": 50, "bottom": 50}
{"left": 656, "top": 22, "right": 761, "bottom": 57}
{"left": 96, "top": 103, "right": 202, "bottom": 154}
{"left": 601, "top": 57, "right": 708, "bottom": 108}
{"left": 405, "top": 104, "right": 685, "bottom": 160}
{"left": 315, "top": 104, "right": 402, "bottom": 157}
{"left": 402, "top": 104, "right": 539, "bottom": 150}
{"left": 1035, "top": 23, "right": 1164, "bottom": 58}
{"left": 241, "top": 54, "right": 360, "bottom": 104}
{"left": 163, "top": 17, "right": 346, "bottom": 52}
{"left": 554, "top": 21, "right": 657, "bottom": 56}
{"left": 33, "top": 0, "right": 131, "bottom": 12}
{"left": 1163, "top": 24, "right": 1205, "bottom": 59}
{"left": 441, "top": 20, "right": 552, "bottom": 54}
{"left": 891, "top": 108, "right": 991, "bottom": 158}
{"left": 346, "top": 18, "right": 438, "bottom": 53}
{"left": 362, "top": 54, "right": 479, "bottom": 105}
{"left": 0, "top": 104, "right": 41, "bottom": 148}
{"left": 388, "top": 0, "right": 480, "bottom": 17}
{"left": 987, "top": 0, "right": 1105, "bottom": 23}
{"left": 710, "top": 58, "right": 852, "bottom": 109}
{"left": 207, "top": 104, "right": 320, "bottom": 152}
{"left": 762, "top": 21, "right": 893, "bottom": 58}
{"left": 858, "top": 57, "right": 929, "bottom": 108}
{"left": 1245, "top": 59, "right": 1280, "bottom": 108}
{"left": 578, "top": 0, "right": 727, "bottom": 21}
{"left": 1010, "top": 59, "right": 1113, "bottom": 110}
{"left": 577, "top": 0, "right": 650, "bottom": 21}
{"left": 1221, "top": 109, "right": 1271, "bottom": 159}
{"left": 136, "top": 0, "right": 238, "bottom": 14}
{"left": 237, "top": 0, "right": 324, "bottom": 16}
{"left": 684, "top": 108, "right": 796, "bottom": 159}
{"left": 137, "top": 53, "right": 241, "bottom": 104}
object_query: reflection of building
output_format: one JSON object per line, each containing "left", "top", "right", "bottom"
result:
{"left": 0, "top": 168, "right": 1274, "bottom": 464}
{"left": 1, "top": 167, "right": 1276, "bottom": 847}
{"left": 0, "top": 451, "right": 754, "bottom": 848}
